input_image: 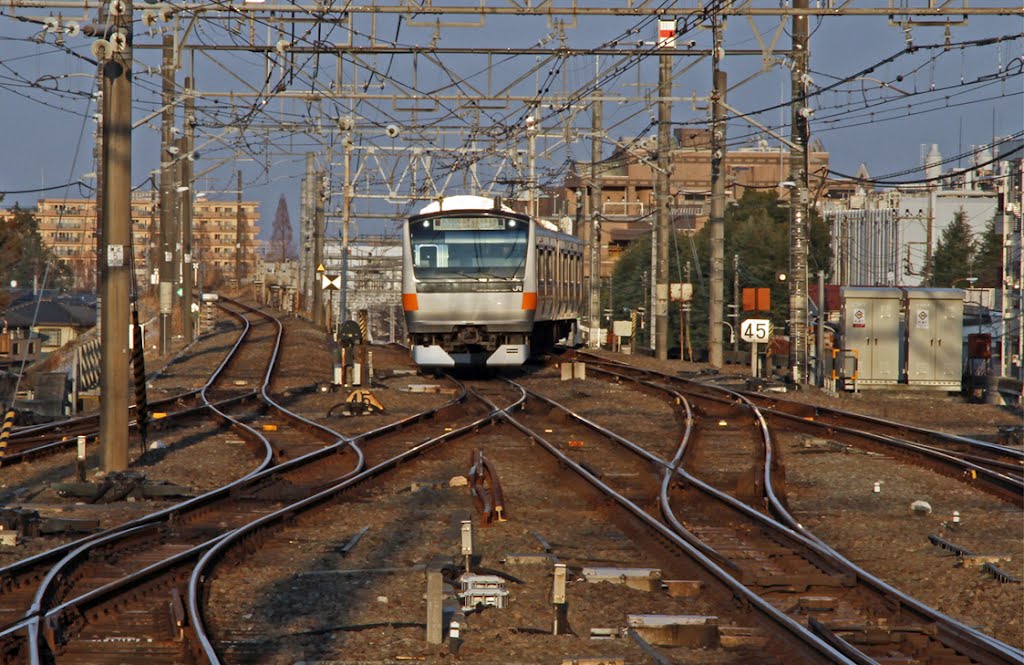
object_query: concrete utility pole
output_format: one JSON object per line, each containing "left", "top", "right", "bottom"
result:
{"left": 301, "top": 153, "right": 315, "bottom": 313}
{"left": 313, "top": 170, "right": 325, "bottom": 327}
{"left": 180, "top": 79, "right": 195, "bottom": 343}
{"left": 654, "top": 49, "right": 672, "bottom": 360}
{"left": 234, "top": 169, "right": 244, "bottom": 285}
{"left": 158, "top": 35, "right": 175, "bottom": 355}
{"left": 732, "top": 253, "right": 740, "bottom": 355}
{"left": 99, "top": 0, "right": 133, "bottom": 472}
{"left": 341, "top": 137, "right": 352, "bottom": 323}
{"left": 708, "top": 20, "right": 727, "bottom": 369}
{"left": 788, "top": 0, "right": 810, "bottom": 383}
{"left": 589, "top": 91, "right": 603, "bottom": 346}
{"left": 147, "top": 190, "right": 157, "bottom": 292}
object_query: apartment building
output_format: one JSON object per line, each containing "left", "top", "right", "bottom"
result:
{"left": 563, "top": 128, "right": 830, "bottom": 278}
{"left": 4, "top": 192, "right": 260, "bottom": 290}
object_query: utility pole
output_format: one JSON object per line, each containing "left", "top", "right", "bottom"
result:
{"left": 234, "top": 169, "right": 244, "bottom": 286}
{"left": 301, "top": 153, "right": 315, "bottom": 314}
{"left": 684, "top": 261, "right": 693, "bottom": 362}
{"left": 147, "top": 189, "right": 157, "bottom": 294}
{"left": 341, "top": 136, "right": 352, "bottom": 323}
{"left": 732, "top": 253, "right": 740, "bottom": 355}
{"left": 708, "top": 19, "right": 727, "bottom": 368}
{"left": 589, "top": 92, "right": 603, "bottom": 346}
{"left": 654, "top": 44, "right": 672, "bottom": 360}
{"left": 816, "top": 270, "right": 825, "bottom": 386}
{"left": 313, "top": 170, "right": 325, "bottom": 327}
{"left": 158, "top": 35, "right": 175, "bottom": 355}
{"left": 99, "top": 0, "right": 132, "bottom": 472}
{"left": 180, "top": 77, "right": 195, "bottom": 343}
{"left": 788, "top": 0, "right": 810, "bottom": 384}
{"left": 527, "top": 118, "right": 537, "bottom": 219}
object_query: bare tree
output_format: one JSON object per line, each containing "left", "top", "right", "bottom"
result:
{"left": 268, "top": 194, "right": 295, "bottom": 261}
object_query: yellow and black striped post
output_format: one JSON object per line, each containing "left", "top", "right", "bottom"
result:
{"left": 357, "top": 309, "right": 368, "bottom": 342}
{"left": 0, "top": 409, "right": 15, "bottom": 460}
{"left": 131, "top": 308, "right": 150, "bottom": 452}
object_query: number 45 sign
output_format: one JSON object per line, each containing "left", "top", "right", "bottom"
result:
{"left": 740, "top": 318, "right": 773, "bottom": 344}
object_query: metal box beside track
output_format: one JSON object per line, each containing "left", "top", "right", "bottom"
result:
{"left": 903, "top": 288, "right": 964, "bottom": 390}
{"left": 839, "top": 287, "right": 902, "bottom": 387}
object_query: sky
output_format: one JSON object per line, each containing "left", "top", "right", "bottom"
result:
{"left": 0, "top": 2, "right": 1021, "bottom": 244}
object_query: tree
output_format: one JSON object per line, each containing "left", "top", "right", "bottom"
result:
{"left": 610, "top": 190, "right": 831, "bottom": 358}
{"left": 0, "top": 206, "right": 74, "bottom": 307}
{"left": 268, "top": 194, "right": 295, "bottom": 261}
{"left": 971, "top": 216, "right": 1002, "bottom": 289}
{"left": 926, "top": 209, "right": 976, "bottom": 288}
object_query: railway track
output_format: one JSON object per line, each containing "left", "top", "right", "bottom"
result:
{"left": 0, "top": 315, "right": 1017, "bottom": 663}
{"left": 573, "top": 351, "right": 1024, "bottom": 503}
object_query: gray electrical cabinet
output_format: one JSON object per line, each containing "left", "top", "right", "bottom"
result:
{"left": 904, "top": 288, "right": 964, "bottom": 390}
{"left": 839, "top": 287, "right": 902, "bottom": 387}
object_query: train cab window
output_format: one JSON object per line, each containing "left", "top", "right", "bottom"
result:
{"left": 417, "top": 245, "right": 439, "bottom": 268}
{"left": 410, "top": 217, "right": 527, "bottom": 281}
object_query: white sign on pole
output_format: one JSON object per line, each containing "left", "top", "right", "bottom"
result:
{"left": 612, "top": 320, "right": 633, "bottom": 337}
{"left": 669, "top": 283, "right": 693, "bottom": 302}
{"left": 740, "top": 318, "right": 772, "bottom": 343}
{"left": 107, "top": 244, "right": 124, "bottom": 267}
{"left": 657, "top": 19, "right": 676, "bottom": 48}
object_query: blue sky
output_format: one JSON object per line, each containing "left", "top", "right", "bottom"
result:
{"left": 1, "top": 4, "right": 1021, "bottom": 241}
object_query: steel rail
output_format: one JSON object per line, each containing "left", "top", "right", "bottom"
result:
{"left": 578, "top": 354, "right": 1024, "bottom": 500}
{"left": 0, "top": 298, "right": 254, "bottom": 464}
{"left": 186, "top": 379, "right": 519, "bottom": 663}
{"left": 568, "top": 357, "right": 1024, "bottom": 664}
{"left": 577, "top": 352, "right": 1022, "bottom": 460}
{"left": 6, "top": 364, "right": 470, "bottom": 659}
{"left": 0, "top": 302, "right": 330, "bottom": 646}
{"left": 475, "top": 386, "right": 860, "bottom": 665}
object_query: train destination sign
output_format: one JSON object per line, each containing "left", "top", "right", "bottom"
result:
{"left": 432, "top": 218, "right": 506, "bottom": 231}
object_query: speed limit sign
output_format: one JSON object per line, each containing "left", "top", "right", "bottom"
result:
{"left": 740, "top": 318, "right": 772, "bottom": 343}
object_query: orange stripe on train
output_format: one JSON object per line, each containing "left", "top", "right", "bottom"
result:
{"left": 402, "top": 293, "right": 419, "bottom": 311}
{"left": 521, "top": 292, "right": 537, "bottom": 310}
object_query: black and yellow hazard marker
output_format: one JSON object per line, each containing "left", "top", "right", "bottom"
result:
{"left": 131, "top": 308, "right": 150, "bottom": 452}
{"left": 0, "top": 409, "right": 15, "bottom": 461}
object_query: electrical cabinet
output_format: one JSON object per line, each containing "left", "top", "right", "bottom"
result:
{"left": 839, "top": 287, "right": 902, "bottom": 386}
{"left": 904, "top": 288, "right": 964, "bottom": 389}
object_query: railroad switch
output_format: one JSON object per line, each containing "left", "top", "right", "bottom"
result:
{"left": 0, "top": 507, "right": 99, "bottom": 537}
{"left": 329, "top": 389, "right": 385, "bottom": 416}
{"left": 53, "top": 471, "right": 191, "bottom": 503}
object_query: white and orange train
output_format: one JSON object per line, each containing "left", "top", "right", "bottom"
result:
{"left": 402, "top": 195, "right": 584, "bottom": 367}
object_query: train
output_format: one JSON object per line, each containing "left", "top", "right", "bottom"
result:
{"left": 401, "top": 195, "right": 585, "bottom": 367}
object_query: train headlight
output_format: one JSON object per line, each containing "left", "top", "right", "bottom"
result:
{"left": 508, "top": 220, "right": 517, "bottom": 228}
{"left": 422, "top": 221, "right": 430, "bottom": 228}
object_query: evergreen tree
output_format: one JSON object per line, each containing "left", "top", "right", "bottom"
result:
{"left": 610, "top": 190, "right": 831, "bottom": 359}
{"left": 971, "top": 216, "right": 1002, "bottom": 289}
{"left": 927, "top": 209, "right": 975, "bottom": 288}
{"left": 0, "top": 206, "right": 74, "bottom": 307}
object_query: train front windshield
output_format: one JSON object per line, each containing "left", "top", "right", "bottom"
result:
{"left": 410, "top": 216, "right": 528, "bottom": 281}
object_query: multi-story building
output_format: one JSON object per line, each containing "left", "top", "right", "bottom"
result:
{"left": 3, "top": 192, "right": 261, "bottom": 291}
{"left": 563, "top": 128, "right": 830, "bottom": 278}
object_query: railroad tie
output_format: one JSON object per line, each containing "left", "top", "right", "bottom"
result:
{"left": 0, "top": 409, "right": 14, "bottom": 460}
